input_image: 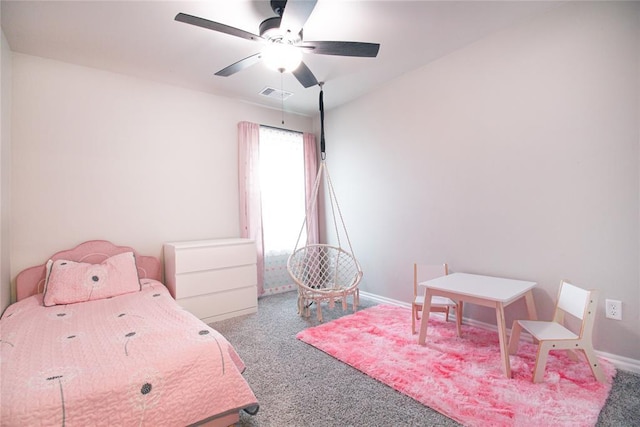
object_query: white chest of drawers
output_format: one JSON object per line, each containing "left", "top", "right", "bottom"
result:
{"left": 163, "top": 238, "right": 258, "bottom": 323}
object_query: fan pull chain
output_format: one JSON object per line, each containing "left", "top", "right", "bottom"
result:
{"left": 281, "top": 71, "right": 285, "bottom": 125}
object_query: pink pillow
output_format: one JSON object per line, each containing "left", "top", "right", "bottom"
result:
{"left": 43, "top": 251, "right": 141, "bottom": 306}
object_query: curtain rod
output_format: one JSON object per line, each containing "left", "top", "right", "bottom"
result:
{"left": 260, "top": 124, "right": 303, "bottom": 135}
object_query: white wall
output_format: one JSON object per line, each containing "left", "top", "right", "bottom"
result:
{"left": 10, "top": 54, "right": 312, "bottom": 287}
{"left": 322, "top": 2, "right": 640, "bottom": 361}
{"left": 1, "top": 26, "right": 12, "bottom": 314}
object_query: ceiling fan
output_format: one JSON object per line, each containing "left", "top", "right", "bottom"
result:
{"left": 175, "top": 0, "right": 380, "bottom": 88}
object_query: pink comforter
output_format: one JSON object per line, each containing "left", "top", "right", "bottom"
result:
{"left": 0, "top": 279, "right": 258, "bottom": 426}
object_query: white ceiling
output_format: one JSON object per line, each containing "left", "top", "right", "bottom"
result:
{"left": 1, "top": 0, "right": 562, "bottom": 117}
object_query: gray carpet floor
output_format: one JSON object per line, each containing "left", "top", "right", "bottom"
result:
{"left": 211, "top": 291, "right": 640, "bottom": 426}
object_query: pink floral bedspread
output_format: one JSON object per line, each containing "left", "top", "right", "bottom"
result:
{"left": 0, "top": 279, "right": 258, "bottom": 426}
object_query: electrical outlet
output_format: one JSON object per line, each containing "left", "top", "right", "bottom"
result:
{"left": 605, "top": 299, "right": 622, "bottom": 320}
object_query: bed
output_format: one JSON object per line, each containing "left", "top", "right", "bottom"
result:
{"left": 0, "top": 240, "right": 259, "bottom": 426}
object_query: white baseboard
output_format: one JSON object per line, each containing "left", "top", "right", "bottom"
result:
{"left": 359, "top": 291, "right": 640, "bottom": 375}
{"left": 360, "top": 291, "right": 413, "bottom": 309}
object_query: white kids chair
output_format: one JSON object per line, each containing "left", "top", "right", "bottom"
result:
{"left": 508, "top": 280, "right": 605, "bottom": 383}
{"left": 412, "top": 263, "right": 462, "bottom": 336}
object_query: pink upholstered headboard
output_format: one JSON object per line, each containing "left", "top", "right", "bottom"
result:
{"left": 15, "top": 240, "right": 162, "bottom": 301}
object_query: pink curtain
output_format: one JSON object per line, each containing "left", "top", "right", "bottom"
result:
{"left": 238, "top": 121, "right": 265, "bottom": 296}
{"left": 303, "top": 132, "right": 319, "bottom": 245}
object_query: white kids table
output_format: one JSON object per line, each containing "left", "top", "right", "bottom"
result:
{"left": 418, "top": 272, "right": 537, "bottom": 378}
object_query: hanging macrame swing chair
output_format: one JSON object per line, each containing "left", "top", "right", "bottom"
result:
{"left": 287, "top": 84, "right": 363, "bottom": 322}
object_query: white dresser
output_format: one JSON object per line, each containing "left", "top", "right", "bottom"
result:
{"left": 163, "top": 238, "right": 258, "bottom": 323}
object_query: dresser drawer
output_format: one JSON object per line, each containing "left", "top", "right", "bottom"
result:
{"left": 173, "top": 243, "right": 255, "bottom": 273}
{"left": 174, "top": 264, "right": 257, "bottom": 299}
{"left": 177, "top": 286, "right": 257, "bottom": 323}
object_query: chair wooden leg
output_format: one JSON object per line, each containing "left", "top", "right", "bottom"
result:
{"left": 411, "top": 305, "right": 417, "bottom": 334}
{"left": 445, "top": 307, "right": 450, "bottom": 322}
{"left": 581, "top": 347, "right": 606, "bottom": 382}
{"left": 508, "top": 320, "right": 522, "bottom": 355}
{"left": 533, "top": 341, "right": 552, "bottom": 383}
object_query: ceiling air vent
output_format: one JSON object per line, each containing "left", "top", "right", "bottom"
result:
{"left": 259, "top": 87, "right": 293, "bottom": 101}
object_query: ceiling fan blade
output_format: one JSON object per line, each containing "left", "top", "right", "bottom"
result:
{"left": 175, "top": 12, "right": 262, "bottom": 42}
{"left": 292, "top": 61, "right": 318, "bottom": 88}
{"left": 300, "top": 41, "right": 380, "bottom": 58}
{"left": 279, "top": 0, "right": 318, "bottom": 37}
{"left": 215, "top": 53, "right": 263, "bottom": 77}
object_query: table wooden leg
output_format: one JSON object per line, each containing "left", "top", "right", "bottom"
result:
{"left": 524, "top": 290, "right": 538, "bottom": 320}
{"left": 454, "top": 301, "right": 463, "bottom": 337}
{"left": 495, "top": 302, "right": 511, "bottom": 378}
{"left": 523, "top": 290, "right": 539, "bottom": 344}
{"left": 418, "top": 288, "right": 433, "bottom": 345}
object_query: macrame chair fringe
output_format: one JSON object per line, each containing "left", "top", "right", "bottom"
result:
{"left": 287, "top": 160, "right": 363, "bottom": 321}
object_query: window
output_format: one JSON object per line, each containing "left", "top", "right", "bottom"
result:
{"left": 259, "top": 126, "right": 306, "bottom": 293}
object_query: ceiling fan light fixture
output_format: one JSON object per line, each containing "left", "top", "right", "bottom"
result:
{"left": 262, "top": 42, "right": 302, "bottom": 73}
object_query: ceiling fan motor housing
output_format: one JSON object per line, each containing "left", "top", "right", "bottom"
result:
{"left": 259, "top": 16, "right": 302, "bottom": 43}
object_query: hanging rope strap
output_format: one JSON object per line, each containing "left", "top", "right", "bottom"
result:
{"left": 324, "top": 161, "right": 357, "bottom": 261}
{"left": 319, "top": 83, "right": 326, "bottom": 159}
{"left": 292, "top": 160, "right": 356, "bottom": 259}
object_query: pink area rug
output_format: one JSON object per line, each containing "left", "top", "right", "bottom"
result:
{"left": 296, "top": 305, "right": 615, "bottom": 427}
